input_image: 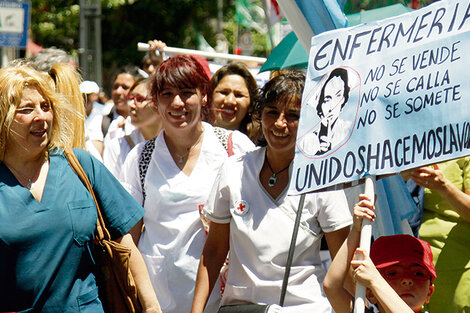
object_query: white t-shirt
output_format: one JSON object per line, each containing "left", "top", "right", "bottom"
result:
{"left": 120, "top": 122, "right": 255, "bottom": 313}
{"left": 204, "top": 146, "right": 352, "bottom": 312}
{"left": 85, "top": 108, "right": 104, "bottom": 162}
{"left": 103, "top": 128, "right": 145, "bottom": 179}
{"left": 85, "top": 108, "right": 104, "bottom": 142}
{"left": 103, "top": 115, "right": 136, "bottom": 149}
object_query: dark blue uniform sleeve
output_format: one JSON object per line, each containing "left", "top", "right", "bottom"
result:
{"left": 72, "top": 148, "right": 145, "bottom": 239}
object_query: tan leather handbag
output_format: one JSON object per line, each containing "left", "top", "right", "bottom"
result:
{"left": 65, "top": 148, "right": 142, "bottom": 313}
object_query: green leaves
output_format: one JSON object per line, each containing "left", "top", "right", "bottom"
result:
{"left": 31, "top": 1, "right": 79, "bottom": 52}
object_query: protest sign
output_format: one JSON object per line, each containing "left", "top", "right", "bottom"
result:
{"left": 290, "top": 0, "right": 470, "bottom": 195}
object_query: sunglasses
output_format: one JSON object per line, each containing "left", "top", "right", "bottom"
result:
{"left": 128, "top": 94, "right": 151, "bottom": 103}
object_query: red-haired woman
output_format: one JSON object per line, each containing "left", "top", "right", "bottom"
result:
{"left": 121, "top": 55, "right": 254, "bottom": 313}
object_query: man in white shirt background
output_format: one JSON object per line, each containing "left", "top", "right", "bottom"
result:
{"left": 102, "top": 66, "right": 142, "bottom": 147}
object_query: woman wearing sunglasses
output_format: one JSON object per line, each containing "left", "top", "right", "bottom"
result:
{"left": 103, "top": 78, "right": 162, "bottom": 179}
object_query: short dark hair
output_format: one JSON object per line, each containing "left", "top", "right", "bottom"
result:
{"left": 112, "top": 64, "right": 142, "bottom": 85}
{"left": 253, "top": 70, "right": 305, "bottom": 146}
{"left": 316, "top": 67, "right": 350, "bottom": 117}
{"left": 150, "top": 55, "right": 210, "bottom": 103}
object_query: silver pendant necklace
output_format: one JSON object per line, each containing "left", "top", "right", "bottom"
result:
{"left": 6, "top": 162, "right": 42, "bottom": 190}
{"left": 265, "top": 153, "right": 290, "bottom": 188}
{"left": 174, "top": 150, "right": 189, "bottom": 165}
{"left": 26, "top": 180, "right": 33, "bottom": 190}
{"left": 172, "top": 131, "right": 204, "bottom": 165}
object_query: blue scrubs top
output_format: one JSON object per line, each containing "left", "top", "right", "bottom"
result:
{"left": 0, "top": 148, "right": 145, "bottom": 312}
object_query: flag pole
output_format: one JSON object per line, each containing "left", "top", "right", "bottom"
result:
{"left": 261, "top": 0, "right": 275, "bottom": 53}
{"left": 137, "top": 43, "right": 267, "bottom": 64}
{"left": 275, "top": 0, "right": 313, "bottom": 51}
{"left": 354, "top": 175, "right": 375, "bottom": 313}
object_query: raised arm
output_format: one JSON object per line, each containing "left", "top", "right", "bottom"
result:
{"left": 323, "top": 194, "right": 374, "bottom": 313}
{"left": 191, "top": 222, "right": 230, "bottom": 313}
{"left": 147, "top": 40, "right": 166, "bottom": 68}
{"left": 324, "top": 194, "right": 418, "bottom": 313}
{"left": 407, "top": 166, "right": 470, "bottom": 222}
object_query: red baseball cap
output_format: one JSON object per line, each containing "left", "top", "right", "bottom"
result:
{"left": 370, "top": 234, "right": 436, "bottom": 281}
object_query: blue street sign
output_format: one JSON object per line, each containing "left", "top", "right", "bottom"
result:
{"left": 0, "top": 0, "right": 31, "bottom": 48}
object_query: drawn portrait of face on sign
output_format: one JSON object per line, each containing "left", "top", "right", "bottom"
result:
{"left": 297, "top": 67, "right": 359, "bottom": 157}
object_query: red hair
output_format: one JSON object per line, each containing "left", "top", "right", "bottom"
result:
{"left": 151, "top": 55, "right": 210, "bottom": 103}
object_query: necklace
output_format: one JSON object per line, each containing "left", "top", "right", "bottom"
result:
{"left": 174, "top": 150, "right": 190, "bottom": 165}
{"left": 172, "top": 130, "right": 204, "bottom": 165}
{"left": 265, "top": 153, "right": 291, "bottom": 188}
{"left": 6, "top": 162, "right": 43, "bottom": 190}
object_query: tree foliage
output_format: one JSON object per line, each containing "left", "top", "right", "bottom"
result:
{"left": 101, "top": 0, "right": 220, "bottom": 68}
{"left": 30, "top": 0, "right": 80, "bottom": 54}
{"left": 29, "top": 0, "right": 232, "bottom": 88}
{"left": 29, "top": 0, "right": 437, "bottom": 87}
{"left": 344, "top": 0, "right": 438, "bottom": 14}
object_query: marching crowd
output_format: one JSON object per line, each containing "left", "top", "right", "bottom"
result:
{"left": 0, "top": 40, "right": 469, "bottom": 313}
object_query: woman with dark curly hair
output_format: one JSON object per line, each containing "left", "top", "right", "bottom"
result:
{"left": 191, "top": 71, "right": 351, "bottom": 313}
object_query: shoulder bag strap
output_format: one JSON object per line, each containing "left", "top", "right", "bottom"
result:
{"left": 213, "top": 126, "right": 236, "bottom": 157}
{"left": 101, "top": 110, "right": 113, "bottom": 137}
{"left": 64, "top": 148, "right": 111, "bottom": 242}
{"left": 279, "top": 193, "right": 305, "bottom": 306}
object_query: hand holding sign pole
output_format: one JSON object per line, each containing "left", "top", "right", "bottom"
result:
{"left": 353, "top": 175, "right": 375, "bottom": 313}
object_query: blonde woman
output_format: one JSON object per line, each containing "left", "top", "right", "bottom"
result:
{"left": 49, "top": 62, "right": 86, "bottom": 149}
{"left": 0, "top": 64, "right": 160, "bottom": 312}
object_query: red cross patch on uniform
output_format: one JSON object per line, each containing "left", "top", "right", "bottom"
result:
{"left": 234, "top": 200, "right": 249, "bottom": 216}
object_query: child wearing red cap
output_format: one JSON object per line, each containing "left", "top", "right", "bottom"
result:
{"left": 324, "top": 194, "right": 435, "bottom": 313}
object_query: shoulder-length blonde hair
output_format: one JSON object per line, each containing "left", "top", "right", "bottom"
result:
{"left": 0, "top": 64, "right": 81, "bottom": 159}
{"left": 49, "top": 62, "right": 85, "bottom": 148}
